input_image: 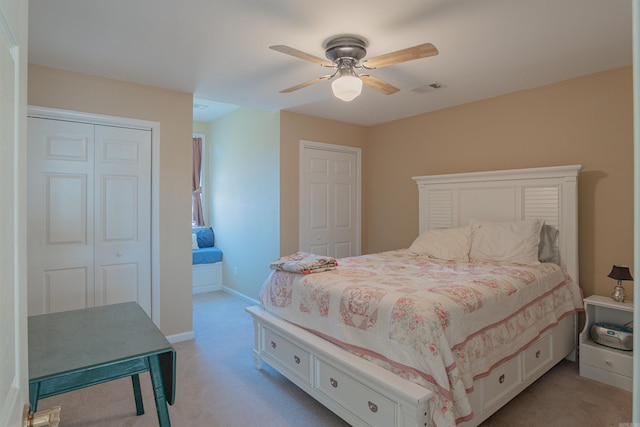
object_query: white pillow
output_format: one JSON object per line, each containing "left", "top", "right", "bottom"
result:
{"left": 407, "top": 225, "right": 473, "bottom": 261}
{"left": 469, "top": 219, "right": 543, "bottom": 264}
{"left": 192, "top": 233, "right": 200, "bottom": 250}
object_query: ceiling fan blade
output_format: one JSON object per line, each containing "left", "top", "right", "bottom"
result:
{"left": 279, "top": 75, "right": 331, "bottom": 93}
{"left": 270, "top": 45, "right": 334, "bottom": 67}
{"left": 363, "top": 43, "right": 439, "bottom": 69}
{"left": 360, "top": 75, "right": 400, "bottom": 95}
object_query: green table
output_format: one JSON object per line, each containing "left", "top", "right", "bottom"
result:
{"left": 28, "top": 302, "right": 176, "bottom": 426}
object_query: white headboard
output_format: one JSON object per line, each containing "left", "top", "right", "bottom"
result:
{"left": 412, "top": 165, "right": 582, "bottom": 283}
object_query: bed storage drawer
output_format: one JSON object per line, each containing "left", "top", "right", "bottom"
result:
{"left": 316, "top": 359, "right": 396, "bottom": 426}
{"left": 483, "top": 355, "right": 521, "bottom": 410}
{"left": 523, "top": 333, "right": 552, "bottom": 378}
{"left": 262, "top": 327, "right": 312, "bottom": 385}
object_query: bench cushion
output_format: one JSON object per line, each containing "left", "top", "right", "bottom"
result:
{"left": 192, "top": 247, "right": 223, "bottom": 265}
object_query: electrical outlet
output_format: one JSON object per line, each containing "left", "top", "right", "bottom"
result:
{"left": 234, "top": 266, "right": 238, "bottom": 276}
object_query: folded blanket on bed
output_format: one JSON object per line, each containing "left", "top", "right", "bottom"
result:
{"left": 269, "top": 252, "right": 338, "bottom": 274}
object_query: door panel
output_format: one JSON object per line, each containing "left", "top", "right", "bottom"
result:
{"left": 94, "top": 125, "right": 151, "bottom": 315}
{"left": 310, "top": 183, "right": 329, "bottom": 229}
{"left": 0, "top": 0, "right": 29, "bottom": 422}
{"left": 27, "top": 118, "right": 95, "bottom": 315}
{"left": 46, "top": 173, "right": 88, "bottom": 244}
{"left": 300, "top": 143, "right": 360, "bottom": 258}
{"left": 102, "top": 175, "right": 138, "bottom": 241}
{"left": 45, "top": 267, "right": 89, "bottom": 313}
{"left": 97, "top": 263, "right": 139, "bottom": 306}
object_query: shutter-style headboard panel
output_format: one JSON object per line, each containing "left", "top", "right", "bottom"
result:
{"left": 413, "top": 165, "right": 581, "bottom": 283}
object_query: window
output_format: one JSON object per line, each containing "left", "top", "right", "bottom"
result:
{"left": 192, "top": 134, "right": 205, "bottom": 227}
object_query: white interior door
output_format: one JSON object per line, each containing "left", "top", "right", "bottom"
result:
{"left": 27, "top": 118, "right": 152, "bottom": 316}
{"left": 0, "top": 0, "right": 29, "bottom": 423}
{"left": 299, "top": 141, "right": 361, "bottom": 258}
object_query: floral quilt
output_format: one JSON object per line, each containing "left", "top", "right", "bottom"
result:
{"left": 259, "top": 250, "right": 583, "bottom": 427}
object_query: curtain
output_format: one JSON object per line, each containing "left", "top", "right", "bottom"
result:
{"left": 192, "top": 137, "right": 205, "bottom": 226}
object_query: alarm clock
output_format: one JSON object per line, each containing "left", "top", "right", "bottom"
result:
{"left": 590, "top": 322, "right": 633, "bottom": 351}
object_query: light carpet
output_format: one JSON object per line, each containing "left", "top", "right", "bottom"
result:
{"left": 37, "top": 291, "right": 632, "bottom": 426}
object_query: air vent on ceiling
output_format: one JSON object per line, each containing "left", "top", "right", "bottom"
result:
{"left": 410, "top": 82, "right": 446, "bottom": 94}
{"left": 193, "top": 103, "right": 209, "bottom": 109}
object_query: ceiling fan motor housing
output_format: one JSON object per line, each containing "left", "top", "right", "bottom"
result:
{"left": 324, "top": 36, "right": 367, "bottom": 63}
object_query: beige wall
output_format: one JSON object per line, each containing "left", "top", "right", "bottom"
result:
{"left": 366, "top": 66, "right": 634, "bottom": 300}
{"left": 26, "top": 63, "right": 634, "bottom": 333}
{"left": 280, "top": 111, "right": 369, "bottom": 255}
{"left": 28, "top": 64, "right": 194, "bottom": 336}
{"left": 209, "top": 107, "right": 281, "bottom": 300}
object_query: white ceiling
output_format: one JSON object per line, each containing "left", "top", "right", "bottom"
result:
{"left": 28, "top": 0, "right": 632, "bottom": 126}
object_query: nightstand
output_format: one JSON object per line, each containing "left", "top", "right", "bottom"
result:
{"left": 579, "top": 295, "right": 633, "bottom": 391}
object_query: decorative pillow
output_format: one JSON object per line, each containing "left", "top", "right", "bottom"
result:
{"left": 469, "top": 218, "right": 543, "bottom": 264}
{"left": 192, "top": 233, "right": 200, "bottom": 250}
{"left": 407, "top": 225, "right": 473, "bottom": 261}
{"left": 194, "top": 227, "right": 215, "bottom": 248}
{"left": 538, "top": 224, "right": 559, "bottom": 263}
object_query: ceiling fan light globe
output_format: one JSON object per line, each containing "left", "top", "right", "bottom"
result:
{"left": 331, "top": 75, "right": 363, "bottom": 101}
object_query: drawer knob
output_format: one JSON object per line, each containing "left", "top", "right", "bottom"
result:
{"left": 368, "top": 401, "right": 378, "bottom": 413}
{"left": 499, "top": 374, "right": 505, "bottom": 384}
{"left": 535, "top": 350, "right": 541, "bottom": 359}
{"left": 271, "top": 341, "right": 276, "bottom": 349}
{"left": 330, "top": 378, "right": 338, "bottom": 388}
{"left": 294, "top": 355, "right": 300, "bottom": 364}
{"left": 606, "top": 359, "right": 612, "bottom": 366}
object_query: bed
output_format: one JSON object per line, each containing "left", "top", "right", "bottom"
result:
{"left": 246, "top": 165, "right": 583, "bottom": 427}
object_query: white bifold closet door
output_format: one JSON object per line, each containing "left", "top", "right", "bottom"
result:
{"left": 27, "top": 117, "right": 151, "bottom": 316}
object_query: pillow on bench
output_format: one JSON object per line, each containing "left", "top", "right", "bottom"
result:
{"left": 193, "top": 227, "right": 215, "bottom": 249}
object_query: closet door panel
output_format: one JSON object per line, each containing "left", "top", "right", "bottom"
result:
{"left": 45, "top": 267, "right": 90, "bottom": 314}
{"left": 46, "top": 173, "right": 88, "bottom": 244}
{"left": 27, "top": 118, "right": 95, "bottom": 315}
{"left": 96, "top": 263, "right": 138, "bottom": 306}
{"left": 94, "top": 125, "right": 152, "bottom": 315}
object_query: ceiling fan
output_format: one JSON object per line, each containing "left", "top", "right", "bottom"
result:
{"left": 270, "top": 35, "right": 439, "bottom": 101}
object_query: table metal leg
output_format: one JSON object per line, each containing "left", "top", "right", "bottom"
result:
{"left": 131, "top": 374, "right": 145, "bottom": 415}
{"left": 148, "top": 355, "right": 171, "bottom": 427}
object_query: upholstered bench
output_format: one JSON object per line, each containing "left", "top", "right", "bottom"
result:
{"left": 192, "top": 227, "right": 223, "bottom": 294}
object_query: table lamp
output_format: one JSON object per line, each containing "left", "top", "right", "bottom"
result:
{"left": 608, "top": 265, "right": 633, "bottom": 303}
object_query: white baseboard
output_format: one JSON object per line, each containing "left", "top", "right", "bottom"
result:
{"left": 222, "top": 286, "right": 260, "bottom": 305}
{"left": 193, "top": 284, "right": 222, "bottom": 294}
{"left": 166, "top": 330, "right": 195, "bottom": 344}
